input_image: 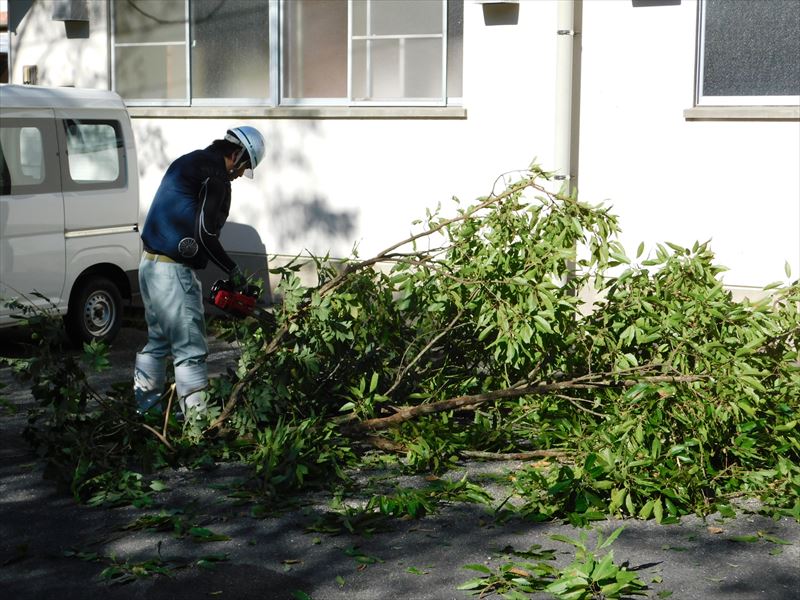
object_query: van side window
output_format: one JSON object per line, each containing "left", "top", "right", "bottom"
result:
{"left": 0, "top": 119, "right": 59, "bottom": 196}
{"left": 62, "top": 119, "right": 126, "bottom": 191}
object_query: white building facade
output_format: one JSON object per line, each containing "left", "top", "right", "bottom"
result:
{"left": 6, "top": 0, "right": 799, "bottom": 297}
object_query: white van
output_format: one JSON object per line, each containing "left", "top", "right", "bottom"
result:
{"left": 0, "top": 84, "right": 140, "bottom": 344}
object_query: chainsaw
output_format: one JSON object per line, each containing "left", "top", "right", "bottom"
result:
{"left": 208, "top": 279, "right": 262, "bottom": 318}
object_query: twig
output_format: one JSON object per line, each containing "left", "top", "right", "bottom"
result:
{"left": 554, "top": 393, "right": 606, "bottom": 418}
{"left": 162, "top": 384, "right": 176, "bottom": 439}
{"left": 141, "top": 423, "right": 174, "bottom": 451}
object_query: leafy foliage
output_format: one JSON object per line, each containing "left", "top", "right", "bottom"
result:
{"left": 11, "top": 165, "right": 799, "bottom": 529}
{"left": 457, "top": 527, "right": 647, "bottom": 599}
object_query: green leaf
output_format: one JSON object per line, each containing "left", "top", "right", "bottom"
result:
{"left": 760, "top": 534, "right": 791, "bottom": 545}
{"left": 785, "top": 261, "right": 792, "bottom": 278}
{"left": 533, "top": 315, "right": 553, "bottom": 334}
{"left": 653, "top": 498, "right": 664, "bottom": 524}
{"left": 592, "top": 552, "right": 617, "bottom": 582}
{"left": 457, "top": 578, "right": 487, "bottom": 590}
{"left": 462, "top": 563, "right": 493, "bottom": 574}
{"left": 598, "top": 527, "right": 625, "bottom": 550}
{"left": 369, "top": 372, "right": 379, "bottom": 393}
{"left": 729, "top": 535, "right": 760, "bottom": 543}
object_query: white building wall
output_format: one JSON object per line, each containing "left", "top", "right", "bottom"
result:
{"left": 7, "top": 0, "right": 799, "bottom": 292}
{"left": 9, "top": 0, "right": 109, "bottom": 88}
{"left": 578, "top": 0, "right": 800, "bottom": 290}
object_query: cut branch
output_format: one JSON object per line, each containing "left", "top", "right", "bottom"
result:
{"left": 348, "top": 374, "right": 702, "bottom": 433}
{"left": 460, "top": 449, "right": 569, "bottom": 461}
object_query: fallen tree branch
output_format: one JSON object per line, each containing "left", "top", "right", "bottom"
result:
{"left": 460, "top": 449, "right": 569, "bottom": 461}
{"left": 348, "top": 374, "right": 702, "bottom": 433}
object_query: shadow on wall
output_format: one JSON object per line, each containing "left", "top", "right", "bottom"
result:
{"left": 268, "top": 192, "right": 357, "bottom": 256}
{"left": 11, "top": 0, "right": 106, "bottom": 88}
{"left": 135, "top": 124, "right": 172, "bottom": 180}
{"left": 136, "top": 119, "right": 355, "bottom": 287}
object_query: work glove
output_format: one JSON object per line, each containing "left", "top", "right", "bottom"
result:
{"left": 229, "top": 265, "right": 247, "bottom": 291}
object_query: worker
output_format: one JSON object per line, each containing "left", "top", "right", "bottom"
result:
{"left": 133, "top": 126, "right": 265, "bottom": 418}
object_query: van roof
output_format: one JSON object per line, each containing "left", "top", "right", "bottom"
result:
{"left": 0, "top": 84, "right": 127, "bottom": 110}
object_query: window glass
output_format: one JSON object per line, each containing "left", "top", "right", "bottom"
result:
{"left": 115, "top": 45, "right": 188, "bottom": 100}
{"left": 19, "top": 128, "right": 45, "bottom": 182}
{"left": 352, "top": 37, "right": 443, "bottom": 100}
{"left": 64, "top": 121, "right": 121, "bottom": 183}
{"left": 114, "top": 0, "right": 186, "bottom": 44}
{"left": 353, "top": 0, "right": 442, "bottom": 36}
{"left": 699, "top": 0, "right": 800, "bottom": 103}
{"left": 351, "top": 0, "right": 445, "bottom": 102}
{"left": 283, "top": 0, "right": 348, "bottom": 100}
{"left": 191, "top": 0, "right": 270, "bottom": 100}
{"left": 113, "top": 0, "right": 188, "bottom": 102}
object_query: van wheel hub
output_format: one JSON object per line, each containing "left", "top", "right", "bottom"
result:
{"left": 84, "top": 292, "right": 115, "bottom": 337}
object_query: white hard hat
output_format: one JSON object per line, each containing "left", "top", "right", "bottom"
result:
{"left": 225, "top": 126, "right": 265, "bottom": 179}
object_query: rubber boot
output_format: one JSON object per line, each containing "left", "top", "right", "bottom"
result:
{"left": 175, "top": 361, "right": 208, "bottom": 419}
{"left": 134, "top": 353, "right": 167, "bottom": 414}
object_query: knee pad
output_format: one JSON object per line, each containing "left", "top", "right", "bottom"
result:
{"left": 175, "top": 362, "right": 209, "bottom": 417}
{"left": 134, "top": 353, "right": 167, "bottom": 414}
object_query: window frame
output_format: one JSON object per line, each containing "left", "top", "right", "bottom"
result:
{"left": 695, "top": 0, "right": 800, "bottom": 107}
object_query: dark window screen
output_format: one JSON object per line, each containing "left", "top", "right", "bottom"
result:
{"left": 702, "top": 0, "right": 800, "bottom": 97}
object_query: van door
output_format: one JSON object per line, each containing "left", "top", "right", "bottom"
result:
{"left": 0, "top": 111, "right": 66, "bottom": 319}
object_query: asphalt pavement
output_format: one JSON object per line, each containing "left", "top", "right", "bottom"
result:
{"left": 1, "top": 324, "right": 798, "bottom": 600}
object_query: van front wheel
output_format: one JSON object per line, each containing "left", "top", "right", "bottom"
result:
{"left": 65, "top": 276, "right": 124, "bottom": 345}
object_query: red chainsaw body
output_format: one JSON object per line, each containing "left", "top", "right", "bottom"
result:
{"left": 209, "top": 280, "right": 259, "bottom": 317}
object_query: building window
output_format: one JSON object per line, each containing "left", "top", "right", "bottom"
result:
{"left": 112, "top": 0, "right": 271, "bottom": 105}
{"left": 111, "top": 0, "right": 462, "bottom": 108}
{"left": 696, "top": 0, "right": 800, "bottom": 106}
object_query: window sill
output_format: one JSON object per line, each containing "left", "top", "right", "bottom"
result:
{"left": 127, "top": 106, "right": 468, "bottom": 120}
{"left": 683, "top": 106, "right": 800, "bottom": 121}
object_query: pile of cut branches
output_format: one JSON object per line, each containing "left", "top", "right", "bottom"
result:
{"left": 207, "top": 165, "right": 799, "bottom": 520}
{"left": 14, "top": 165, "right": 800, "bottom": 522}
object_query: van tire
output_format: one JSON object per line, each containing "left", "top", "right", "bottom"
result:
{"left": 65, "top": 276, "right": 124, "bottom": 345}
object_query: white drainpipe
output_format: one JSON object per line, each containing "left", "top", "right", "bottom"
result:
{"left": 555, "top": 0, "right": 576, "bottom": 193}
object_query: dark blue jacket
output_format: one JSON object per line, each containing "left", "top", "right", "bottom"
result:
{"left": 141, "top": 146, "right": 236, "bottom": 273}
